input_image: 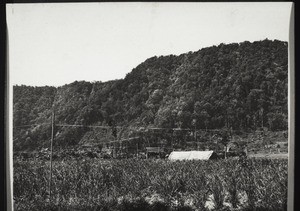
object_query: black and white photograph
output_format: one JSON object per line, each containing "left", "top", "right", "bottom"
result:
{"left": 6, "top": 2, "right": 294, "bottom": 211}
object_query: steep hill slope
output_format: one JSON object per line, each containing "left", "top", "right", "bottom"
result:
{"left": 13, "top": 39, "right": 288, "bottom": 151}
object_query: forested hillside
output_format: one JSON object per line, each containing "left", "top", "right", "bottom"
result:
{"left": 13, "top": 39, "right": 288, "bottom": 151}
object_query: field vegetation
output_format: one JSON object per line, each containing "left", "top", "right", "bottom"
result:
{"left": 14, "top": 158, "right": 287, "bottom": 211}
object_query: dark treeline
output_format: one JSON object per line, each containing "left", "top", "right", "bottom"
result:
{"left": 13, "top": 39, "right": 288, "bottom": 151}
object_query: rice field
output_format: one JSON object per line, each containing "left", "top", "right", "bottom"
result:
{"left": 13, "top": 158, "right": 288, "bottom": 211}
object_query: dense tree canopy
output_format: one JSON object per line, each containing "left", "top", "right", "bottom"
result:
{"left": 13, "top": 39, "right": 288, "bottom": 151}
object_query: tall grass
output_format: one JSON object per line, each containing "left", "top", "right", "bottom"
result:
{"left": 13, "top": 158, "right": 287, "bottom": 211}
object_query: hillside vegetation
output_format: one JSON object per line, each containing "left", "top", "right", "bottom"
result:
{"left": 13, "top": 39, "right": 288, "bottom": 151}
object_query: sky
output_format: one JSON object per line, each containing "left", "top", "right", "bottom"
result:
{"left": 6, "top": 2, "right": 292, "bottom": 87}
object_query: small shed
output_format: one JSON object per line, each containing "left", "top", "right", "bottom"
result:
{"left": 168, "top": 150, "right": 218, "bottom": 161}
{"left": 146, "top": 147, "right": 165, "bottom": 158}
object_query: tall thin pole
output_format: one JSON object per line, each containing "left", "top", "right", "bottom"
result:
{"left": 171, "top": 130, "right": 174, "bottom": 152}
{"left": 136, "top": 142, "right": 138, "bottom": 158}
{"left": 49, "top": 109, "right": 55, "bottom": 203}
{"left": 195, "top": 124, "right": 198, "bottom": 150}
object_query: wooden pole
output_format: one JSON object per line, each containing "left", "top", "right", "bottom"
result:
{"left": 136, "top": 142, "right": 138, "bottom": 158}
{"left": 171, "top": 130, "right": 174, "bottom": 152}
{"left": 49, "top": 109, "right": 55, "bottom": 203}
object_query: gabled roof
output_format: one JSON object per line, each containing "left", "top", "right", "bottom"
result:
{"left": 168, "top": 150, "right": 215, "bottom": 160}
